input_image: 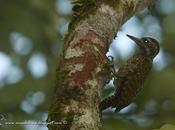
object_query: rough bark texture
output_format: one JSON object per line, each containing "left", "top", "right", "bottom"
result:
{"left": 47, "top": 0, "right": 155, "bottom": 130}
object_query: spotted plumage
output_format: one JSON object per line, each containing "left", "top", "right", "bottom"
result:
{"left": 100, "top": 34, "right": 160, "bottom": 112}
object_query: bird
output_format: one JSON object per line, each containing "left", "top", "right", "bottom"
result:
{"left": 100, "top": 34, "right": 160, "bottom": 112}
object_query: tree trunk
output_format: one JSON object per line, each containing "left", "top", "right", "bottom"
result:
{"left": 47, "top": 0, "right": 155, "bottom": 130}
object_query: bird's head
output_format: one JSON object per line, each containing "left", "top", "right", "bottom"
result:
{"left": 127, "top": 34, "right": 160, "bottom": 59}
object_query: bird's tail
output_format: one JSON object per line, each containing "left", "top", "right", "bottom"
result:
{"left": 99, "top": 95, "right": 115, "bottom": 111}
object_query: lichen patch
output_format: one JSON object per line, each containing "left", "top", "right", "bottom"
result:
{"left": 99, "top": 4, "right": 116, "bottom": 16}
{"left": 69, "top": 22, "right": 92, "bottom": 46}
{"left": 67, "top": 64, "right": 84, "bottom": 76}
{"left": 65, "top": 47, "right": 85, "bottom": 59}
{"left": 86, "top": 79, "right": 98, "bottom": 89}
{"left": 95, "top": 66, "right": 102, "bottom": 74}
{"left": 77, "top": 109, "right": 95, "bottom": 125}
{"left": 64, "top": 99, "right": 79, "bottom": 113}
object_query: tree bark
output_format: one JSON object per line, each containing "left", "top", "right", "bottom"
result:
{"left": 47, "top": 0, "right": 155, "bottom": 130}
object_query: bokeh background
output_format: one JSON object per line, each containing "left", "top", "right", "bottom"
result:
{"left": 0, "top": 0, "right": 175, "bottom": 130}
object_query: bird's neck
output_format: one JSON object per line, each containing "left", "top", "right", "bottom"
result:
{"left": 135, "top": 52, "right": 153, "bottom": 62}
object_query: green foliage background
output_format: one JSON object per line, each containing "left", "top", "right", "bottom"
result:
{"left": 0, "top": 0, "right": 175, "bottom": 130}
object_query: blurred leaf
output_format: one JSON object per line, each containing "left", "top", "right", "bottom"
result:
{"left": 154, "top": 124, "right": 175, "bottom": 130}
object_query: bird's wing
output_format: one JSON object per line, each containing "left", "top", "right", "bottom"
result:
{"left": 113, "top": 57, "right": 139, "bottom": 97}
{"left": 115, "top": 60, "right": 138, "bottom": 78}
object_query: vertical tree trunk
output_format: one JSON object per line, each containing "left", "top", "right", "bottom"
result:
{"left": 47, "top": 0, "right": 155, "bottom": 130}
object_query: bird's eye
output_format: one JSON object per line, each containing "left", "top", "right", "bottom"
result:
{"left": 144, "top": 40, "right": 148, "bottom": 43}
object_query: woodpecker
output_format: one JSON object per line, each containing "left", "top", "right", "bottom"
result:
{"left": 100, "top": 34, "right": 160, "bottom": 112}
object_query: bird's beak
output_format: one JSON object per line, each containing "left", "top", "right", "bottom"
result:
{"left": 126, "top": 34, "right": 143, "bottom": 48}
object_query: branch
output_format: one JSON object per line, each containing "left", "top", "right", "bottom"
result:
{"left": 47, "top": 0, "right": 155, "bottom": 130}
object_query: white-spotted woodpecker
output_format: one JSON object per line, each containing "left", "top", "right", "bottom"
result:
{"left": 100, "top": 34, "right": 160, "bottom": 112}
